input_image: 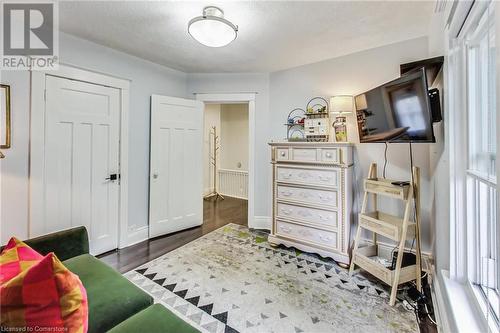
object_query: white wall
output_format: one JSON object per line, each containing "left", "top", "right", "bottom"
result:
{"left": 0, "top": 33, "right": 188, "bottom": 244}
{"left": 427, "top": 10, "right": 450, "bottom": 272}
{"left": 203, "top": 104, "right": 221, "bottom": 195}
{"left": 269, "top": 36, "right": 436, "bottom": 253}
{"left": 187, "top": 73, "right": 271, "bottom": 220}
{"left": 220, "top": 104, "right": 249, "bottom": 171}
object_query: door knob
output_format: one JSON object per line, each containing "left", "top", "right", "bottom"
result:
{"left": 105, "top": 174, "right": 119, "bottom": 181}
{"left": 153, "top": 173, "right": 159, "bottom": 179}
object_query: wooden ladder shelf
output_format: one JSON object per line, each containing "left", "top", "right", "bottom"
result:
{"left": 349, "top": 163, "right": 422, "bottom": 306}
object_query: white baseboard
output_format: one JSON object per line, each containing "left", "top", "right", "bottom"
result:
{"left": 220, "top": 193, "right": 248, "bottom": 200}
{"left": 432, "top": 269, "right": 450, "bottom": 333}
{"left": 124, "top": 225, "right": 149, "bottom": 248}
{"left": 250, "top": 216, "right": 271, "bottom": 230}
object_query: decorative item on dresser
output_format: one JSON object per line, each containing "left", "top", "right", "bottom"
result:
{"left": 285, "top": 108, "right": 306, "bottom": 142}
{"left": 330, "top": 95, "right": 353, "bottom": 142}
{"left": 304, "top": 97, "right": 330, "bottom": 142}
{"left": 268, "top": 142, "right": 353, "bottom": 266}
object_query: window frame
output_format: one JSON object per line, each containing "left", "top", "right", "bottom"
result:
{"left": 448, "top": 0, "right": 500, "bottom": 329}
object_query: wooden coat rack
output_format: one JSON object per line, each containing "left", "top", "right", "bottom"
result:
{"left": 204, "top": 126, "right": 224, "bottom": 201}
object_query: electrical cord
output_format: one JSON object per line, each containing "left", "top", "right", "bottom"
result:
{"left": 409, "top": 141, "right": 418, "bottom": 254}
{"left": 403, "top": 278, "right": 438, "bottom": 328}
{"left": 425, "top": 303, "right": 437, "bottom": 326}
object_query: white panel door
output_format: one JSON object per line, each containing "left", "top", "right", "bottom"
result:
{"left": 38, "top": 75, "right": 120, "bottom": 254}
{"left": 149, "top": 95, "right": 204, "bottom": 237}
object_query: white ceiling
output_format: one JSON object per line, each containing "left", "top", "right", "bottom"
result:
{"left": 60, "top": 1, "right": 435, "bottom": 73}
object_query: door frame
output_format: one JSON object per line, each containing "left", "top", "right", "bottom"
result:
{"left": 30, "top": 64, "right": 130, "bottom": 249}
{"left": 195, "top": 93, "right": 256, "bottom": 227}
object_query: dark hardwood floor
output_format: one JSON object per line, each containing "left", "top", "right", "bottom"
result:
{"left": 98, "top": 196, "right": 248, "bottom": 273}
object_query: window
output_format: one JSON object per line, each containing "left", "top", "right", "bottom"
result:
{"left": 462, "top": 0, "right": 499, "bottom": 326}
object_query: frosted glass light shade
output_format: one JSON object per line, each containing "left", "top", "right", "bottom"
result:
{"left": 330, "top": 95, "right": 354, "bottom": 114}
{"left": 188, "top": 7, "right": 238, "bottom": 47}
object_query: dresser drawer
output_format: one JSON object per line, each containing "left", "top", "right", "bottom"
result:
{"left": 291, "top": 148, "right": 317, "bottom": 162}
{"left": 276, "top": 166, "right": 339, "bottom": 187}
{"left": 276, "top": 220, "right": 338, "bottom": 249}
{"left": 276, "top": 148, "right": 289, "bottom": 161}
{"left": 277, "top": 202, "right": 338, "bottom": 229}
{"left": 321, "top": 149, "right": 339, "bottom": 163}
{"left": 276, "top": 185, "right": 338, "bottom": 208}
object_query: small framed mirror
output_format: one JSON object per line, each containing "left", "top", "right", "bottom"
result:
{"left": 1, "top": 84, "right": 11, "bottom": 149}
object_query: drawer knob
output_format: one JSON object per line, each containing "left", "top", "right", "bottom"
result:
{"left": 281, "top": 191, "right": 292, "bottom": 196}
{"left": 318, "top": 175, "right": 332, "bottom": 181}
{"left": 280, "top": 151, "right": 286, "bottom": 157}
{"left": 326, "top": 152, "right": 332, "bottom": 158}
{"left": 281, "top": 208, "right": 292, "bottom": 215}
{"left": 281, "top": 173, "right": 292, "bottom": 179}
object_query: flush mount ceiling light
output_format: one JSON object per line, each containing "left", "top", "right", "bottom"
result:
{"left": 188, "top": 6, "right": 238, "bottom": 47}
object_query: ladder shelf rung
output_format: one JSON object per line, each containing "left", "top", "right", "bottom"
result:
{"left": 364, "top": 178, "right": 410, "bottom": 200}
{"left": 359, "top": 211, "right": 415, "bottom": 241}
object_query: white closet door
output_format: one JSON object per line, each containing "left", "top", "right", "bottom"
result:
{"left": 149, "top": 95, "right": 204, "bottom": 237}
{"left": 34, "top": 75, "right": 120, "bottom": 254}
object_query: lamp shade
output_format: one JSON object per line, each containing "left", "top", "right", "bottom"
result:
{"left": 188, "top": 6, "right": 238, "bottom": 47}
{"left": 355, "top": 94, "right": 368, "bottom": 110}
{"left": 330, "top": 95, "right": 353, "bottom": 113}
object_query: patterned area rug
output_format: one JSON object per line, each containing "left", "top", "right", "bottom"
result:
{"left": 125, "top": 224, "right": 418, "bottom": 333}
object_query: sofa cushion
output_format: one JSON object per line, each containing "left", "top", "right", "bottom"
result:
{"left": 107, "top": 304, "right": 199, "bottom": 333}
{"left": 63, "top": 254, "right": 152, "bottom": 333}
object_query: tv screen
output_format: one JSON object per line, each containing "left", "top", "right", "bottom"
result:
{"left": 355, "top": 68, "right": 435, "bottom": 143}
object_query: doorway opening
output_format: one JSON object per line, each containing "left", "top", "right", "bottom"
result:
{"left": 203, "top": 103, "right": 249, "bottom": 227}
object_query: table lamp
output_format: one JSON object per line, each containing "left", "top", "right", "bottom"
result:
{"left": 330, "top": 95, "right": 353, "bottom": 142}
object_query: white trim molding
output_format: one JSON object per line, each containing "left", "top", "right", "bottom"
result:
{"left": 432, "top": 270, "right": 451, "bottom": 333}
{"left": 30, "top": 63, "right": 131, "bottom": 250}
{"left": 436, "top": 270, "right": 489, "bottom": 333}
{"left": 195, "top": 93, "right": 259, "bottom": 229}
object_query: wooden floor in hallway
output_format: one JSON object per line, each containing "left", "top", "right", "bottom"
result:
{"left": 99, "top": 196, "right": 248, "bottom": 273}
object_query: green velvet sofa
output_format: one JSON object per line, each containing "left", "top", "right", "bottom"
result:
{"left": 3, "top": 227, "right": 198, "bottom": 333}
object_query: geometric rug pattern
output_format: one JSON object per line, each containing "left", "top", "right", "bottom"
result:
{"left": 125, "top": 224, "right": 418, "bottom": 333}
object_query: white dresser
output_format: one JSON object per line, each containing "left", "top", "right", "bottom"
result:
{"left": 268, "top": 142, "right": 353, "bottom": 265}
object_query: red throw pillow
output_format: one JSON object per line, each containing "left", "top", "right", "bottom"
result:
{"left": 0, "top": 237, "right": 43, "bottom": 284}
{"left": 0, "top": 240, "right": 88, "bottom": 333}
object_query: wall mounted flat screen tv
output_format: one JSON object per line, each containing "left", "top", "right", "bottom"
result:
{"left": 355, "top": 68, "right": 435, "bottom": 143}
